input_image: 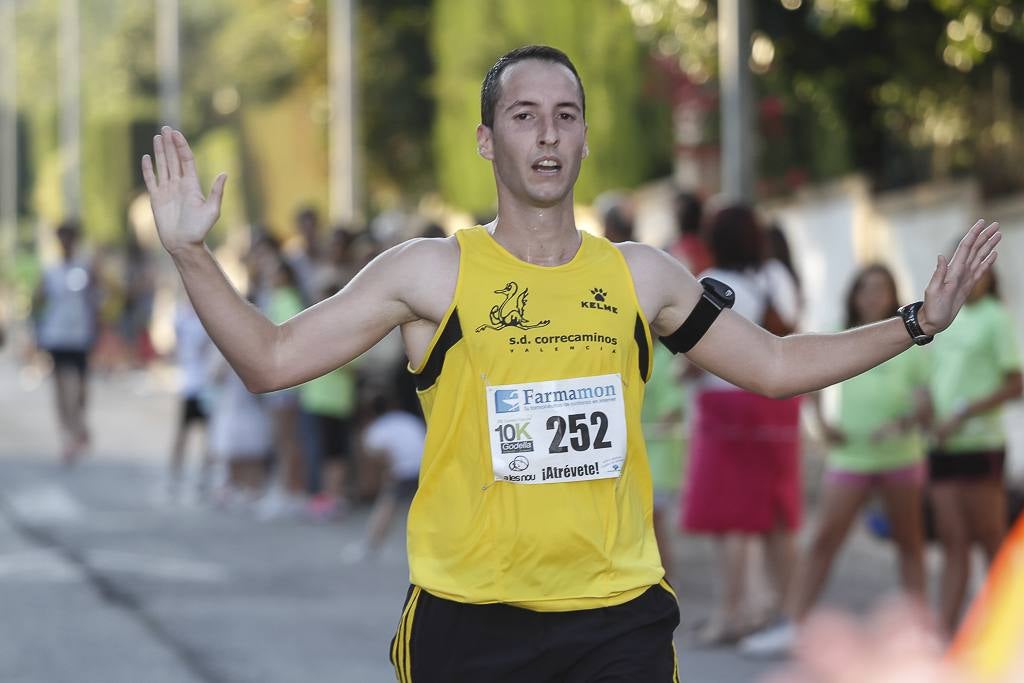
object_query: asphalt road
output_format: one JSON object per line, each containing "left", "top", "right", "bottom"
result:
{"left": 0, "top": 350, "right": 932, "bottom": 683}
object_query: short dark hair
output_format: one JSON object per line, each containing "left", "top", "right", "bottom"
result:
{"left": 295, "top": 206, "right": 318, "bottom": 225}
{"left": 480, "top": 45, "right": 585, "bottom": 128}
{"left": 706, "top": 205, "right": 764, "bottom": 271}
{"left": 674, "top": 192, "right": 703, "bottom": 236}
{"left": 56, "top": 218, "right": 81, "bottom": 240}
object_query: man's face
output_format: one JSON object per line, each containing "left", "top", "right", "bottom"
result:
{"left": 477, "top": 60, "right": 588, "bottom": 209}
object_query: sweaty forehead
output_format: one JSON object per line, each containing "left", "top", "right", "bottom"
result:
{"left": 497, "top": 59, "right": 582, "bottom": 109}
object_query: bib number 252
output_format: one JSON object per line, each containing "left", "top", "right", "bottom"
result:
{"left": 546, "top": 411, "right": 612, "bottom": 454}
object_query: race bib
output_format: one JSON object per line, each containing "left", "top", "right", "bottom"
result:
{"left": 486, "top": 374, "right": 627, "bottom": 485}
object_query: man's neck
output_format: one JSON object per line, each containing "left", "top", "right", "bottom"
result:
{"left": 489, "top": 200, "right": 580, "bottom": 267}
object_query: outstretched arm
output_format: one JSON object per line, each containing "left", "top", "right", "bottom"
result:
{"left": 626, "top": 219, "right": 1001, "bottom": 398}
{"left": 141, "top": 127, "right": 447, "bottom": 393}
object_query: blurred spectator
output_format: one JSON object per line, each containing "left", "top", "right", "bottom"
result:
{"left": 120, "top": 234, "right": 157, "bottom": 367}
{"left": 288, "top": 206, "right": 322, "bottom": 303}
{"left": 89, "top": 245, "right": 129, "bottom": 373}
{"left": 927, "top": 266, "right": 1022, "bottom": 635}
{"left": 167, "top": 296, "right": 216, "bottom": 502}
{"left": 668, "top": 191, "right": 711, "bottom": 275}
{"left": 207, "top": 352, "right": 270, "bottom": 509}
{"left": 299, "top": 279, "right": 359, "bottom": 521}
{"left": 764, "top": 222, "right": 801, "bottom": 294}
{"left": 741, "top": 265, "right": 929, "bottom": 656}
{"left": 342, "top": 393, "right": 425, "bottom": 563}
{"left": 31, "top": 220, "right": 99, "bottom": 465}
{"left": 419, "top": 222, "right": 447, "bottom": 239}
{"left": 642, "top": 342, "right": 687, "bottom": 583}
{"left": 313, "top": 225, "right": 356, "bottom": 297}
{"left": 601, "top": 202, "right": 635, "bottom": 244}
{"left": 680, "top": 205, "right": 802, "bottom": 645}
{"left": 256, "top": 239, "right": 309, "bottom": 519}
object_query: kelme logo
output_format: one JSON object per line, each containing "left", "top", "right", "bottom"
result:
{"left": 581, "top": 286, "right": 618, "bottom": 314}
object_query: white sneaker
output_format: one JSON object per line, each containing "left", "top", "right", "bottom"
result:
{"left": 738, "top": 619, "right": 796, "bottom": 658}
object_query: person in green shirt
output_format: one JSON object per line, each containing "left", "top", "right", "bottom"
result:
{"left": 299, "top": 278, "right": 359, "bottom": 520}
{"left": 642, "top": 342, "right": 687, "bottom": 583}
{"left": 927, "top": 267, "right": 1023, "bottom": 635}
{"left": 741, "top": 264, "right": 931, "bottom": 656}
{"left": 255, "top": 238, "right": 309, "bottom": 519}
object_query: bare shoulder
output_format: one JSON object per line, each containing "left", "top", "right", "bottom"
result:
{"left": 363, "top": 234, "right": 459, "bottom": 289}
{"left": 612, "top": 240, "right": 702, "bottom": 334}
{"left": 372, "top": 235, "right": 459, "bottom": 324}
{"left": 613, "top": 240, "right": 677, "bottom": 271}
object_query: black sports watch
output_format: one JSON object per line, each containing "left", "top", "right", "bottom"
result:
{"left": 898, "top": 301, "right": 934, "bottom": 346}
{"left": 659, "top": 277, "right": 736, "bottom": 354}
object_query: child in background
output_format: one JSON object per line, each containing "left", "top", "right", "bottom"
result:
{"left": 341, "top": 394, "right": 425, "bottom": 563}
{"left": 740, "top": 264, "right": 930, "bottom": 656}
{"left": 207, "top": 352, "right": 271, "bottom": 509}
{"left": 167, "top": 297, "right": 215, "bottom": 501}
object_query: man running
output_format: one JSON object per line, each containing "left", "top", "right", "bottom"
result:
{"left": 142, "top": 45, "right": 1000, "bottom": 682}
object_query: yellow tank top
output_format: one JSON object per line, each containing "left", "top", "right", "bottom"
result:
{"left": 407, "top": 226, "right": 663, "bottom": 611}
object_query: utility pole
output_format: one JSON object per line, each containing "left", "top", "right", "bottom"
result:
{"left": 328, "top": 0, "right": 358, "bottom": 223}
{"left": 58, "top": 0, "right": 81, "bottom": 217}
{"left": 156, "top": 0, "right": 181, "bottom": 128}
{"left": 718, "top": 0, "right": 754, "bottom": 202}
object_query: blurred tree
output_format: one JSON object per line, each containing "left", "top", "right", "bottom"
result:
{"left": 356, "top": 0, "right": 436, "bottom": 208}
{"left": 626, "top": 0, "right": 1024, "bottom": 196}
{"left": 431, "top": 0, "right": 673, "bottom": 214}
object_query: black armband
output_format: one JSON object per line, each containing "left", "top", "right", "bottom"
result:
{"left": 659, "top": 277, "right": 735, "bottom": 354}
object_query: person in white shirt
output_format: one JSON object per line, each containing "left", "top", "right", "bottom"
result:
{"left": 32, "top": 220, "right": 99, "bottom": 465}
{"left": 168, "top": 296, "right": 215, "bottom": 499}
{"left": 342, "top": 394, "right": 425, "bottom": 563}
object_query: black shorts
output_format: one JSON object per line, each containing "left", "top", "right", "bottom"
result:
{"left": 180, "top": 396, "right": 208, "bottom": 425}
{"left": 48, "top": 349, "right": 88, "bottom": 377}
{"left": 317, "top": 415, "right": 352, "bottom": 460}
{"left": 928, "top": 449, "right": 1005, "bottom": 483}
{"left": 388, "top": 581, "right": 680, "bottom": 682}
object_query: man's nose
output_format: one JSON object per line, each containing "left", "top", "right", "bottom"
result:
{"left": 538, "top": 117, "right": 559, "bottom": 147}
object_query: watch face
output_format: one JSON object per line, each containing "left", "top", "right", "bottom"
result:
{"left": 700, "top": 277, "right": 736, "bottom": 309}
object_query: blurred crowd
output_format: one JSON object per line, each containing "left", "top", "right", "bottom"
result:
{"left": 19, "top": 189, "right": 1024, "bottom": 666}
{"left": 597, "top": 190, "right": 1021, "bottom": 660}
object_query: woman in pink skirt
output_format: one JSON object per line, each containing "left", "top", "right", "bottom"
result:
{"left": 681, "top": 205, "right": 802, "bottom": 645}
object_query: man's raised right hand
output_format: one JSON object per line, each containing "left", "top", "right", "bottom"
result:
{"left": 141, "top": 126, "right": 227, "bottom": 256}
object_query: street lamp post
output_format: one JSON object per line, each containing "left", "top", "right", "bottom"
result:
{"left": 58, "top": 0, "right": 81, "bottom": 217}
{"left": 718, "top": 0, "right": 755, "bottom": 203}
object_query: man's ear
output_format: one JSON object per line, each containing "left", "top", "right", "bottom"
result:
{"left": 476, "top": 124, "right": 494, "bottom": 161}
{"left": 582, "top": 124, "right": 589, "bottom": 159}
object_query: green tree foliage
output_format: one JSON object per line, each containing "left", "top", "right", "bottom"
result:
{"left": 356, "top": 0, "right": 436, "bottom": 205}
{"left": 627, "top": 0, "right": 1024, "bottom": 195}
{"left": 431, "top": 0, "right": 672, "bottom": 214}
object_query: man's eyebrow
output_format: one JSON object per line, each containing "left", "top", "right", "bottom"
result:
{"left": 503, "top": 100, "right": 582, "bottom": 113}
{"left": 504, "top": 99, "right": 538, "bottom": 112}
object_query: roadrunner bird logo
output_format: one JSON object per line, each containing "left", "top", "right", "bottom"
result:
{"left": 475, "top": 281, "right": 551, "bottom": 332}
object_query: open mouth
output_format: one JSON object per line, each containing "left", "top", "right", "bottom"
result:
{"left": 532, "top": 159, "right": 562, "bottom": 174}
